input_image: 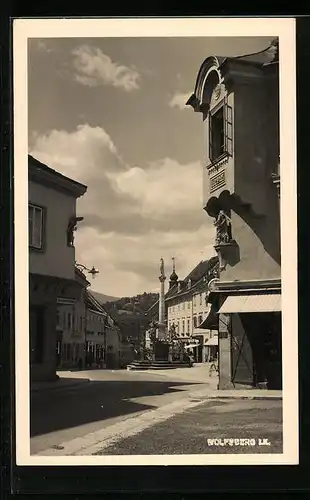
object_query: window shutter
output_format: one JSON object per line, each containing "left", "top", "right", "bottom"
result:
{"left": 208, "top": 114, "right": 213, "bottom": 162}
{"left": 224, "top": 101, "right": 233, "bottom": 156}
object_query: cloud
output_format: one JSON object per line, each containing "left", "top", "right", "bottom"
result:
{"left": 169, "top": 91, "right": 191, "bottom": 110}
{"left": 29, "top": 39, "right": 54, "bottom": 53}
{"left": 71, "top": 45, "right": 141, "bottom": 91}
{"left": 30, "top": 125, "right": 215, "bottom": 296}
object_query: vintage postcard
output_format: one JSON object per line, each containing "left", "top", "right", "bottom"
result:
{"left": 13, "top": 17, "right": 298, "bottom": 466}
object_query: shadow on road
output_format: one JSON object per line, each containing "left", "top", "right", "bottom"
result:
{"left": 30, "top": 380, "right": 200, "bottom": 437}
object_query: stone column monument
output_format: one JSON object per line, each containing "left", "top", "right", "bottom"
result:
{"left": 157, "top": 257, "right": 166, "bottom": 340}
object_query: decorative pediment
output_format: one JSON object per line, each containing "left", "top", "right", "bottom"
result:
{"left": 186, "top": 56, "right": 224, "bottom": 117}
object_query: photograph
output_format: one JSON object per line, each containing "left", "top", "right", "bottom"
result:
{"left": 13, "top": 17, "right": 298, "bottom": 466}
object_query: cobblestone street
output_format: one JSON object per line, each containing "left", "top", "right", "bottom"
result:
{"left": 96, "top": 398, "right": 282, "bottom": 455}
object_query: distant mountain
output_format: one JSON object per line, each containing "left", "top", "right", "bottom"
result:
{"left": 105, "top": 292, "right": 159, "bottom": 316}
{"left": 91, "top": 290, "right": 120, "bottom": 304}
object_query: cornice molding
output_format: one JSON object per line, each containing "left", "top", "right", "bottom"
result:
{"left": 29, "top": 156, "right": 87, "bottom": 199}
{"left": 208, "top": 277, "right": 281, "bottom": 294}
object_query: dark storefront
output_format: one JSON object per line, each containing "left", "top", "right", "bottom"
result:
{"left": 214, "top": 284, "right": 282, "bottom": 390}
{"left": 235, "top": 312, "right": 282, "bottom": 389}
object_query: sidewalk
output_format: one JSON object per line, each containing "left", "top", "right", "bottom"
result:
{"left": 134, "top": 362, "right": 218, "bottom": 384}
{"left": 193, "top": 388, "right": 282, "bottom": 401}
{"left": 131, "top": 364, "right": 282, "bottom": 399}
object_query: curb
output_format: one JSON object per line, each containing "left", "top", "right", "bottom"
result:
{"left": 197, "top": 394, "right": 282, "bottom": 401}
{"left": 31, "top": 379, "right": 91, "bottom": 393}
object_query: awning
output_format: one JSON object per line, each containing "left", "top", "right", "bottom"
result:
{"left": 205, "top": 337, "right": 218, "bottom": 346}
{"left": 198, "top": 305, "right": 219, "bottom": 330}
{"left": 218, "top": 293, "right": 281, "bottom": 314}
{"left": 184, "top": 344, "right": 199, "bottom": 349}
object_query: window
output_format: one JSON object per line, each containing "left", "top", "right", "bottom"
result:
{"left": 67, "top": 312, "right": 72, "bottom": 330}
{"left": 67, "top": 343, "right": 72, "bottom": 360}
{"left": 29, "top": 204, "right": 44, "bottom": 250}
{"left": 56, "top": 340, "right": 61, "bottom": 355}
{"left": 200, "top": 294, "right": 202, "bottom": 306}
{"left": 182, "top": 320, "right": 185, "bottom": 333}
{"left": 209, "top": 101, "right": 233, "bottom": 163}
{"left": 193, "top": 316, "right": 197, "bottom": 328}
{"left": 187, "top": 319, "right": 190, "bottom": 334}
{"left": 210, "top": 107, "right": 224, "bottom": 161}
{"left": 188, "top": 302, "right": 190, "bottom": 309}
{"left": 56, "top": 309, "right": 60, "bottom": 327}
{"left": 198, "top": 315, "right": 203, "bottom": 326}
{"left": 182, "top": 302, "right": 185, "bottom": 310}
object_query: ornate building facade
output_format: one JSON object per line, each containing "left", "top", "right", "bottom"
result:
{"left": 186, "top": 40, "right": 281, "bottom": 389}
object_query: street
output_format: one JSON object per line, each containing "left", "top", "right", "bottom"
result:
{"left": 96, "top": 398, "right": 282, "bottom": 455}
{"left": 30, "top": 368, "right": 209, "bottom": 454}
{"left": 31, "top": 367, "right": 282, "bottom": 456}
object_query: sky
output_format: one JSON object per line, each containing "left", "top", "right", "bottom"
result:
{"left": 28, "top": 35, "right": 273, "bottom": 297}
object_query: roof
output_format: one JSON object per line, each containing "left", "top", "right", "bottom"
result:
{"left": 220, "top": 39, "right": 278, "bottom": 67}
{"left": 75, "top": 266, "right": 91, "bottom": 287}
{"left": 166, "top": 257, "right": 219, "bottom": 302}
{"left": 187, "top": 39, "right": 278, "bottom": 113}
{"left": 85, "top": 289, "right": 108, "bottom": 315}
{"left": 28, "top": 155, "right": 87, "bottom": 198}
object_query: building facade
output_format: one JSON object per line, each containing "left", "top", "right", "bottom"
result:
{"left": 187, "top": 40, "right": 281, "bottom": 389}
{"left": 166, "top": 258, "right": 219, "bottom": 362}
{"left": 84, "top": 291, "right": 122, "bottom": 369}
{"left": 105, "top": 315, "right": 121, "bottom": 369}
{"left": 29, "top": 155, "right": 87, "bottom": 382}
{"left": 56, "top": 267, "right": 89, "bottom": 369}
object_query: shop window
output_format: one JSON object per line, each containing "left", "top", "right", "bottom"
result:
{"left": 29, "top": 305, "right": 45, "bottom": 364}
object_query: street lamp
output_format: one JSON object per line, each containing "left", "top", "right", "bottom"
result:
{"left": 75, "top": 262, "right": 99, "bottom": 279}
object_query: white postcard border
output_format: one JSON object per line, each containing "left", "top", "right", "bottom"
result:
{"left": 13, "top": 17, "right": 298, "bottom": 466}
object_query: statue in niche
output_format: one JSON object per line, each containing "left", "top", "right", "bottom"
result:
{"left": 67, "top": 216, "right": 83, "bottom": 247}
{"left": 214, "top": 210, "right": 232, "bottom": 245}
